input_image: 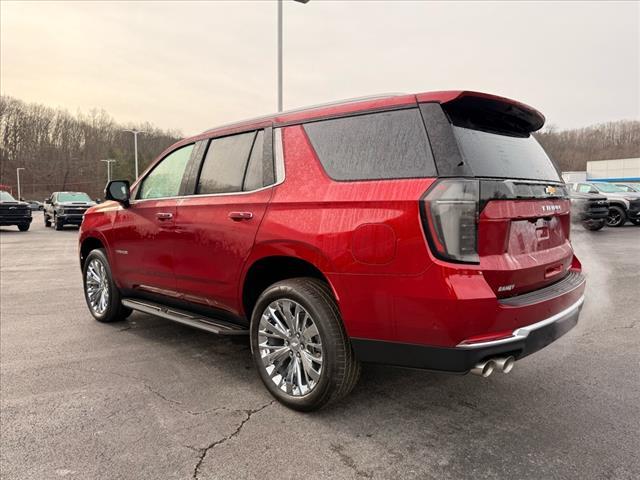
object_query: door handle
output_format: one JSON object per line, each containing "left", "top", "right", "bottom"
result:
{"left": 228, "top": 211, "right": 253, "bottom": 221}
{"left": 156, "top": 212, "right": 173, "bottom": 220}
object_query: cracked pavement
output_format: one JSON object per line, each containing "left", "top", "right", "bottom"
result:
{"left": 1, "top": 214, "right": 639, "bottom": 479}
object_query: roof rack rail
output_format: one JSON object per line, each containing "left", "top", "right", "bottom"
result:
{"left": 202, "top": 92, "right": 406, "bottom": 134}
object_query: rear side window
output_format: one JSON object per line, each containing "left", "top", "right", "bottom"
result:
{"left": 304, "top": 109, "right": 436, "bottom": 181}
{"left": 243, "top": 130, "right": 274, "bottom": 191}
{"left": 197, "top": 132, "right": 256, "bottom": 194}
{"left": 452, "top": 127, "right": 561, "bottom": 182}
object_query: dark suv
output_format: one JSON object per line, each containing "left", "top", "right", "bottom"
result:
{"left": 79, "top": 91, "right": 586, "bottom": 410}
{"left": 44, "top": 192, "right": 96, "bottom": 230}
{"left": 0, "top": 190, "right": 32, "bottom": 231}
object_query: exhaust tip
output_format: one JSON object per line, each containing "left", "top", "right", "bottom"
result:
{"left": 471, "top": 360, "right": 496, "bottom": 377}
{"left": 494, "top": 356, "right": 515, "bottom": 374}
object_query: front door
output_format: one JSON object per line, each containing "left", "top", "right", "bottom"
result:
{"left": 109, "top": 143, "right": 195, "bottom": 297}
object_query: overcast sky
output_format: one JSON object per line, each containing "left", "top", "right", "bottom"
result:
{"left": 1, "top": 0, "right": 638, "bottom": 136}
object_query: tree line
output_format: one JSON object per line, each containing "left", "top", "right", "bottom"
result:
{"left": 1, "top": 95, "right": 639, "bottom": 200}
{"left": 0, "top": 96, "right": 181, "bottom": 200}
{"left": 535, "top": 120, "right": 640, "bottom": 172}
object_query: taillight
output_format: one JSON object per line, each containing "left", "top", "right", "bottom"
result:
{"left": 420, "top": 178, "right": 479, "bottom": 264}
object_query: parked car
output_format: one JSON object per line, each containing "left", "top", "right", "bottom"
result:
{"left": 568, "top": 182, "right": 640, "bottom": 226}
{"left": 0, "top": 190, "right": 32, "bottom": 231}
{"left": 26, "top": 200, "right": 43, "bottom": 211}
{"left": 44, "top": 192, "right": 96, "bottom": 230}
{"left": 614, "top": 183, "right": 640, "bottom": 193}
{"left": 79, "top": 91, "right": 586, "bottom": 411}
{"left": 569, "top": 190, "right": 609, "bottom": 231}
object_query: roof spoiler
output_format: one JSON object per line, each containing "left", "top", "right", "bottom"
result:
{"left": 416, "top": 91, "right": 545, "bottom": 136}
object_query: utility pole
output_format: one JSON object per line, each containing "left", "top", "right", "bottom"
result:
{"left": 16, "top": 167, "right": 25, "bottom": 200}
{"left": 123, "top": 129, "right": 145, "bottom": 179}
{"left": 100, "top": 159, "right": 116, "bottom": 183}
{"left": 278, "top": 0, "right": 309, "bottom": 112}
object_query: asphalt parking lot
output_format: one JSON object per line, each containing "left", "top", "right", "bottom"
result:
{"left": 1, "top": 214, "right": 639, "bottom": 480}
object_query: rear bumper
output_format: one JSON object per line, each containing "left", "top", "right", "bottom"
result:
{"left": 352, "top": 295, "right": 583, "bottom": 373}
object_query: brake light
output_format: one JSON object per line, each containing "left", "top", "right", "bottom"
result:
{"left": 421, "top": 179, "right": 479, "bottom": 263}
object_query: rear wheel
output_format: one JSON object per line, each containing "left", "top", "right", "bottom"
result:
{"left": 18, "top": 223, "right": 30, "bottom": 232}
{"left": 606, "top": 206, "right": 626, "bottom": 227}
{"left": 83, "top": 249, "right": 131, "bottom": 323}
{"left": 250, "top": 277, "right": 360, "bottom": 411}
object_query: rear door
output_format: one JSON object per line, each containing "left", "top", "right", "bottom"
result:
{"left": 420, "top": 95, "right": 572, "bottom": 298}
{"left": 173, "top": 128, "right": 275, "bottom": 318}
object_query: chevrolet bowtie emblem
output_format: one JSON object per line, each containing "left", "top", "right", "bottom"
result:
{"left": 545, "top": 186, "right": 557, "bottom": 195}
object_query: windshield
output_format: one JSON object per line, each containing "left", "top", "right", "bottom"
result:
{"left": 452, "top": 126, "right": 561, "bottom": 182}
{"left": 594, "top": 183, "right": 625, "bottom": 193}
{"left": 0, "top": 191, "right": 17, "bottom": 202}
{"left": 57, "top": 192, "right": 92, "bottom": 202}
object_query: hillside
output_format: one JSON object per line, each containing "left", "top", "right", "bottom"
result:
{"left": 1, "top": 95, "right": 639, "bottom": 199}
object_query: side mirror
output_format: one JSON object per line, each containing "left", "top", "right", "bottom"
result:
{"left": 95, "top": 198, "right": 102, "bottom": 204}
{"left": 105, "top": 180, "right": 130, "bottom": 206}
{"left": 44, "top": 198, "right": 51, "bottom": 204}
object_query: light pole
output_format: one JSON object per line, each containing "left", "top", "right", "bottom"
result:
{"left": 100, "top": 159, "right": 116, "bottom": 183}
{"left": 123, "top": 129, "right": 145, "bottom": 179}
{"left": 278, "top": 0, "right": 309, "bottom": 112}
{"left": 16, "top": 167, "right": 25, "bottom": 200}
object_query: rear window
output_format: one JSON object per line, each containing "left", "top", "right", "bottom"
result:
{"left": 452, "top": 127, "right": 561, "bottom": 182}
{"left": 304, "top": 108, "right": 436, "bottom": 181}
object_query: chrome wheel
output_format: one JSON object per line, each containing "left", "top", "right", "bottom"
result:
{"left": 258, "top": 299, "right": 323, "bottom": 397}
{"left": 85, "top": 258, "right": 110, "bottom": 315}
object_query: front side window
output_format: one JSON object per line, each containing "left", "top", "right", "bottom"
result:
{"left": 138, "top": 144, "right": 194, "bottom": 200}
{"left": 577, "top": 184, "right": 596, "bottom": 194}
{"left": 197, "top": 131, "right": 256, "bottom": 194}
{"left": 304, "top": 108, "right": 436, "bottom": 181}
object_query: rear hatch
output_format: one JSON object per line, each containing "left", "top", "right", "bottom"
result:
{"left": 419, "top": 92, "right": 573, "bottom": 298}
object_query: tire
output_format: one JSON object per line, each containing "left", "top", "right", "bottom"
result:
{"left": 630, "top": 218, "right": 640, "bottom": 226}
{"left": 250, "top": 277, "right": 360, "bottom": 412}
{"left": 54, "top": 214, "right": 63, "bottom": 230}
{"left": 582, "top": 219, "right": 605, "bottom": 231}
{"left": 82, "top": 249, "right": 130, "bottom": 323}
{"left": 18, "top": 223, "right": 30, "bottom": 232}
{"left": 606, "top": 205, "right": 626, "bottom": 227}
{"left": 44, "top": 214, "right": 51, "bottom": 227}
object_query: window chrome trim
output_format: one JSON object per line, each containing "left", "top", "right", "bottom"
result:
{"left": 455, "top": 295, "right": 585, "bottom": 349}
{"left": 129, "top": 127, "right": 286, "bottom": 204}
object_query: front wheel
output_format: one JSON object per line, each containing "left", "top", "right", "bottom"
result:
{"left": 582, "top": 219, "right": 605, "bottom": 231}
{"left": 44, "top": 214, "right": 51, "bottom": 227}
{"left": 18, "top": 223, "right": 30, "bottom": 232}
{"left": 606, "top": 206, "right": 626, "bottom": 227}
{"left": 83, "top": 249, "right": 130, "bottom": 323}
{"left": 630, "top": 218, "right": 640, "bottom": 226}
{"left": 250, "top": 277, "right": 360, "bottom": 412}
{"left": 54, "top": 214, "right": 63, "bottom": 230}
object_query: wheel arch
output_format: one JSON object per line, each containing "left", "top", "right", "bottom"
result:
{"left": 240, "top": 243, "right": 341, "bottom": 322}
{"left": 79, "top": 235, "right": 107, "bottom": 268}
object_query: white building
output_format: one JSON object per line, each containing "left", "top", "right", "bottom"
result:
{"left": 562, "top": 157, "right": 640, "bottom": 183}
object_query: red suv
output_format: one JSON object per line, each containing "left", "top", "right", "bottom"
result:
{"left": 79, "top": 91, "right": 585, "bottom": 411}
